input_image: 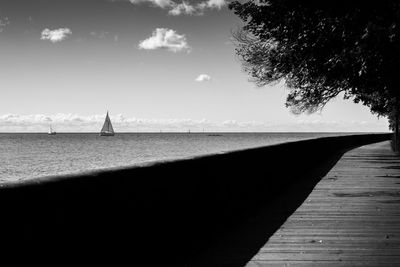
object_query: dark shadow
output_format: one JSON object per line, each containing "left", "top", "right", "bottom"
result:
{"left": 0, "top": 134, "right": 391, "bottom": 267}
{"left": 187, "top": 151, "right": 344, "bottom": 267}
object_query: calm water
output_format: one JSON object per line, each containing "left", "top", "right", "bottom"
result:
{"left": 0, "top": 132, "right": 354, "bottom": 182}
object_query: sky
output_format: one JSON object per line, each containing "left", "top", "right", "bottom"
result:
{"left": 0, "top": 0, "right": 389, "bottom": 132}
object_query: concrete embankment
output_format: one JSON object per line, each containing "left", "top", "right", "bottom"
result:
{"left": 0, "top": 133, "right": 391, "bottom": 266}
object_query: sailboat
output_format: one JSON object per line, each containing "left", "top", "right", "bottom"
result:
{"left": 48, "top": 125, "right": 56, "bottom": 135}
{"left": 100, "top": 111, "right": 115, "bottom": 136}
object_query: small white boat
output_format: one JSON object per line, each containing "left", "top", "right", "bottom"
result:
{"left": 100, "top": 111, "right": 115, "bottom": 136}
{"left": 48, "top": 125, "right": 56, "bottom": 135}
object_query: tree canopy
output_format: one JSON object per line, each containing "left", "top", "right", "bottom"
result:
{"left": 229, "top": 0, "right": 400, "bottom": 122}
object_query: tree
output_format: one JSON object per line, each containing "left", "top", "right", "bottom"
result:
{"left": 229, "top": 0, "right": 400, "bottom": 148}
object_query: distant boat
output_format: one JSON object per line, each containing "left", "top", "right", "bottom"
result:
{"left": 48, "top": 125, "right": 56, "bottom": 135}
{"left": 100, "top": 111, "right": 115, "bottom": 136}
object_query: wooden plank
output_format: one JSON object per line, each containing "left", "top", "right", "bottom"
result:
{"left": 246, "top": 141, "right": 400, "bottom": 266}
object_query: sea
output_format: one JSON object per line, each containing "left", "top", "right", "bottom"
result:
{"left": 0, "top": 132, "right": 357, "bottom": 183}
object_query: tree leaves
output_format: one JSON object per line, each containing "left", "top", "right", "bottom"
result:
{"left": 230, "top": 0, "right": 400, "bottom": 123}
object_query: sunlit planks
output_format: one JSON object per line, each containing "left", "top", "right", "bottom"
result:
{"left": 247, "top": 141, "right": 400, "bottom": 266}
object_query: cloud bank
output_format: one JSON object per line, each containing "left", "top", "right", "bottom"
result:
{"left": 195, "top": 74, "right": 211, "bottom": 82}
{"left": 128, "top": 0, "right": 226, "bottom": 15}
{"left": 41, "top": 28, "right": 72, "bottom": 43}
{"left": 139, "top": 28, "right": 190, "bottom": 52}
{"left": 0, "top": 113, "right": 389, "bottom": 133}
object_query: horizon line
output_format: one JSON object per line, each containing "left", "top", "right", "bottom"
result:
{"left": 0, "top": 131, "right": 391, "bottom": 134}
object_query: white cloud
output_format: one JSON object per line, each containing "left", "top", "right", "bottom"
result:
{"left": 138, "top": 28, "right": 190, "bottom": 52}
{"left": 0, "top": 113, "right": 389, "bottom": 133}
{"left": 126, "top": 0, "right": 227, "bottom": 15}
{"left": 0, "top": 17, "right": 10, "bottom": 33}
{"left": 169, "top": 2, "right": 196, "bottom": 15}
{"left": 195, "top": 74, "right": 212, "bottom": 82}
{"left": 129, "top": 0, "right": 173, "bottom": 8}
{"left": 41, "top": 28, "right": 72, "bottom": 43}
{"left": 203, "top": 0, "right": 226, "bottom": 9}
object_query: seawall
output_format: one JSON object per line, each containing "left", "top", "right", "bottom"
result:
{"left": 0, "top": 133, "right": 391, "bottom": 266}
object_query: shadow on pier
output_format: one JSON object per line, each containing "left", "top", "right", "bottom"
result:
{"left": 188, "top": 151, "right": 345, "bottom": 267}
{"left": 0, "top": 134, "right": 391, "bottom": 266}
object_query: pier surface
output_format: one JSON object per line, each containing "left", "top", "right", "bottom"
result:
{"left": 247, "top": 141, "right": 400, "bottom": 266}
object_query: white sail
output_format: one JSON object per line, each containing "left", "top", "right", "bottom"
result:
{"left": 100, "top": 112, "right": 115, "bottom": 136}
{"left": 48, "top": 124, "right": 56, "bottom": 135}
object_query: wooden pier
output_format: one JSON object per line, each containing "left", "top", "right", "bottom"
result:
{"left": 246, "top": 141, "right": 400, "bottom": 266}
